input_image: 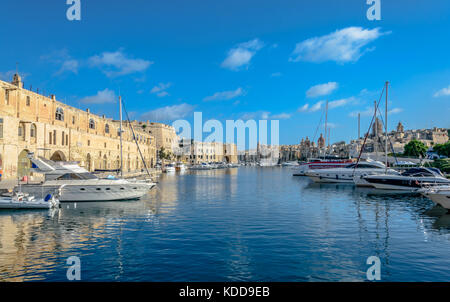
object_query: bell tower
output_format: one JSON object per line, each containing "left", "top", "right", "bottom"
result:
{"left": 12, "top": 73, "right": 23, "bottom": 88}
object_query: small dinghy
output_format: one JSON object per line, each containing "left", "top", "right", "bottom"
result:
{"left": 0, "top": 189, "right": 61, "bottom": 210}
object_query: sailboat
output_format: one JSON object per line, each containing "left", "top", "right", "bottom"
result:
{"left": 294, "top": 100, "right": 354, "bottom": 176}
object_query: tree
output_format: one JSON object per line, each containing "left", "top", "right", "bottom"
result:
{"left": 403, "top": 140, "right": 427, "bottom": 158}
{"left": 158, "top": 147, "right": 172, "bottom": 161}
{"left": 433, "top": 141, "right": 450, "bottom": 158}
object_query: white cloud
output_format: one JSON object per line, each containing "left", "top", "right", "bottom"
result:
{"left": 271, "top": 113, "right": 291, "bottom": 119}
{"left": 221, "top": 39, "right": 264, "bottom": 71}
{"left": 349, "top": 106, "right": 403, "bottom": 117}
{"left": 323, "top": 122, "right": 338, "bottom": 129}
{"left": 203, "top": 87, "right": 245, "bottom": 101}
{"left": 290, "top": 27, "right": 389, "bottom": 64}
{"left": 328, "top": 97, "right": 357, "bottom": 109}
{"left": 306, "top": 82, "right": 338, "bottom": 98}
{"left": 298, "top": 104, "right": 309, "bottom": 112}
{"left": 89, "top": 49, "right": 153, "bottom": 77}
{"left": 433, "top": 85, "right": 450, "bottom": 97}
{"left": 300, "top": 97, "right": 356, "bottom": 114}
{"left": 141, "top": 103, "right": 195, "bottom": 121}
{"left": 56, "top": 59, "right": 79, "bottom": 75}
{"left": 239, "top": 111, "right": 290, "bottom": 120}
{"left": 309, "top": 101, "right": 324, "bottom": 112}
{"left": 388, "top": 108, "right": 403, "bottom": 115}
{"left": 41, "top": 49, "right": 79, "bottom": 75}
{"left": 151, "top": 82, "right": 172, "bottom": 97}
{"left": 80, "top": 89, "right": 117, "bottom": 104}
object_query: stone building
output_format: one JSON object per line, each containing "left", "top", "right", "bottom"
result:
{"left": 137, "top": 121, "right": 179, "bottom": 157}
{"left": 178, "top": 139, "right": 238, "bottom": 164}
{"left": 0, "top": 74, "right": 156, "bottom": 181}
{"left": 317, "top": 133, "right": 325, "bottom": 149}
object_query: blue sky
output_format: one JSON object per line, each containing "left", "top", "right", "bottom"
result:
{"left": 1, "top": 0, "right": 449, "bottom": 145}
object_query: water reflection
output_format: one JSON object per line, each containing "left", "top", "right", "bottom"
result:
{"left": 0, "top": 168, "right": 449, "bottom": 281}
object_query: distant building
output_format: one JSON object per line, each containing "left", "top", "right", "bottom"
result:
{"left": 178, "top": 140, "right": 238, "bottom": 164}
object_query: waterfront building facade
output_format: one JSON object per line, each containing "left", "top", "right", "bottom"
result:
{"left": 138, "top": 121, "right": 179, "bottom": 154}
{"left": 178, "top": 139, "right": 238, "bottom": 164}
{"left": 0, "top": 74, "right": 156, "bottom": 181}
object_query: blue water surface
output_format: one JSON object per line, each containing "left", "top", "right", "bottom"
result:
{"left": 0, "top": 167, "right": 449, "bottom": 281}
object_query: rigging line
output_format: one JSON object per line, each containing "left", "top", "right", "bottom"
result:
{"left": 353, "top": 84, "right": 386, "bottom": 176}
{"left": 376, "top": 106, "right": 399, "bottom": 165}
{"left": 309, "top": 108, "right": 325, "bottom": 159}
{"left": 120, "top": 98, "right": 152, "bottom": 179}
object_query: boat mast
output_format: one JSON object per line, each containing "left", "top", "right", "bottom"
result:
{"left": 119, "top": 95, "right": 124, "bottom": 178}
{"left": 385, "top": 81, "right": 389, "bottom": 172}
{"left": 373, "top": 100, "right": 378, "bottom": 159}
{"left": 324, "top": 100, "right": 328, "bottom": 158}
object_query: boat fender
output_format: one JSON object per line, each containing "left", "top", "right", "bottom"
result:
{"left": 44, "top": 194, "right": 52, "bottom": 202}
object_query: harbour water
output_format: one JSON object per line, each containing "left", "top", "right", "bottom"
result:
{"left": 0, "top": 167, "right": 449, "bottom": 281}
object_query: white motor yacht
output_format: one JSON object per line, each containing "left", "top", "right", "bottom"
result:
{"left": 362, "top": 167, "right": 450, "bottom": 192}
{"left": 305, "top": 159, "right": 399, "bottom": 184}
{"left": 421, "top": 185, "right": 450, "bottom": 210}
{"left": 164, "top": 163, "right": 176, "bottom": 173}
{"left": 14, "top": 156, "right": 155, "bottom": 202}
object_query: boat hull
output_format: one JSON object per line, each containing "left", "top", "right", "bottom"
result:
{"left": 15, "top": 182, "right": 154, "bottom": 202}
{"left": 423, "top": 191, "right": 450, "bottom": 209}
{"left": 0, "top": 201, "right": 53, "bottom": 209}
{"left": 363, "top": 177, "right": 450, "bottom": 192}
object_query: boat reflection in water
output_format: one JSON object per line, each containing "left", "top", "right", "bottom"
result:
{"left": 1, "top": 167, "right": 450, "bottom": 282}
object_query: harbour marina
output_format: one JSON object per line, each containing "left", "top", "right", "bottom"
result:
{"left": 1, "top": 166, "right": 450, "bottom": 281}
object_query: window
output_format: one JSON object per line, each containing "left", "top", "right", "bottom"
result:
{"left": 55, "top": 107, "right": 64, "bottom": 121}
{"left": 72, "top": 116, "right": 75, "bottom": 124}
{"left": 0, "top": 118, "right": 3, "bottom": 139}
{"left": 30, "top": 124, "right": 36, "bottom": 139}
{"left": 89, "top": 118, "right": 95, "bottom": 129}
{"left": 5, "top": 90, "right": 9, "bottom": 105}
{"left": 62, "top": 131, "right": 65, "bottom": 145}
{"left": 49, "top": 132, "right": 52, "bottom": 145}
{"left": 53, "top": 130, "right": 57, "bottom": 145}
{"left": 26, "top": 96, "right": 30, "bottom": 106}
{"left": 18, "top": 124, "right": 25, "bottom": 141}
{"left": 88, "top": 140, "right": 90, "bottom": 146}
{"left": 105, "top": 124, "right": 110, "bottom": 134}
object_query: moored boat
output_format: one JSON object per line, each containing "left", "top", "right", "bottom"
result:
{"left": 0, "top": 189, "right": 61, "bottom": 210}
{"left": 306, "top": 159, "right": 398, "bottom": 184}
{"left": 14, "top": 155, "right": 155, "bottom": 202}
{"left": 362, "top": 167, "right": 450, "bottom": 192}
{"left": 421, "top": 185, "right": 450, "bottom": 210}
{"left": 294, "top": 158, "right": 354, "bottom": 176}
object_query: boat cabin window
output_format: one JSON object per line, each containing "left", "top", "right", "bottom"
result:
{"left": 401, "top": 168, "right": 436, "bottom": 177}
{"left": 346, "top": 164, "right": 381, "bottom": 169}
{"left": 55, "top": 173, "right": 98, "bottom": 180}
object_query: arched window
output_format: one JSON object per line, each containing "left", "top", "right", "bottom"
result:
{"left": 89, "top": 118, "right": 95, "bottom": 129}
{"left": 105, "top": 124, "right": 110, "bottom": 134}
{"left": 55, "top": 107, "right": 64, "bottom": 121}
{"left": 18, "top": 123, "right": 25, "bottom": 141}
{"left": 30, "top": 124, "right": 37, "bottom": 143}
